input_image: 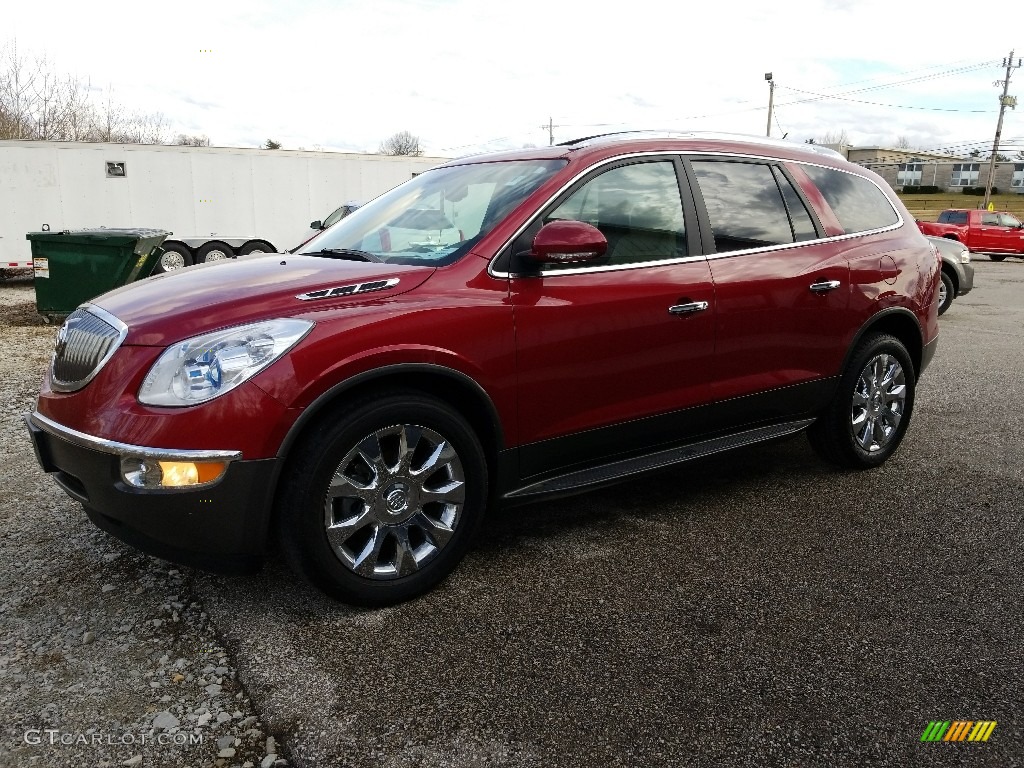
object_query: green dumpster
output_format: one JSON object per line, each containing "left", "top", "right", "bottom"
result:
{"left": 27, "top": 228, "right": 170, "bottom": 321}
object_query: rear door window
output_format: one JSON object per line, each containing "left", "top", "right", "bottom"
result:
{"left": 690, "top": 160, "right": 806, "bottom": 252}
{"left": 801, "top": 165, "right": 899, "bottom": 234}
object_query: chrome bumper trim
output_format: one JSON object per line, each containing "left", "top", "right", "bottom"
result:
{"left": 26, "top": 411, "right": 243, "bottom": 462}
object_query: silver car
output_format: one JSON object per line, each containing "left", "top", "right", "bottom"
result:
{"left": 926, "top": 235, "right": 975, "bottom": 316}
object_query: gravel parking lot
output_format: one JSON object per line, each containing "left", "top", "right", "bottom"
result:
{"left": 2, "top": 259, "right": 1022, "bottom": 767}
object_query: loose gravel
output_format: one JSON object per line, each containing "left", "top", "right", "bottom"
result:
{"left": 3, "top": 260, "right": 1023, "bottom": 767}
{"left": 0, "top": 277, "right": 282, "bottom": 768}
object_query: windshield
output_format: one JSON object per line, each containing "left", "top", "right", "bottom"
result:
{"left": 300, "top": 159, "right": 566, "bottom": 265}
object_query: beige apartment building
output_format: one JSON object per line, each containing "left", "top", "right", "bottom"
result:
{"left": 823, "top": 145, "right": 1024, "bottom": 193}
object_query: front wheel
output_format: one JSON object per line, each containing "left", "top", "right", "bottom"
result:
{"left": 809, "top": 334, "right": 916, "bottom": 469}
{"left": 938, "top": 271, "right": 954, "bottom": 315}
{"left": 277, "top": 391, "right": 488, "bottom": 606}
{"left": 989, "top": 254, "right": 1006, "bottom": 262}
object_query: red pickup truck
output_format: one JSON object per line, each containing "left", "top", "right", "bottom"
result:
{"left": 917, "top": 209, "right": 1024, "bottom": 261}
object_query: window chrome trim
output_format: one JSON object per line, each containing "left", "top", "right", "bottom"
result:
{"left": 51, "top": 304, "right": 130, "bottom": 393}
{"left": 487, "top": 151, "right": 678, "bottom": 279}
{"left": 27, "top": 411, "right": 242, "bottom": 463}
{"left": 488, "top": 150, "right": 905, "bottom": 278}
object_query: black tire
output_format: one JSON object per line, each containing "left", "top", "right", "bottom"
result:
{"left": 988, "top": 254, "right": 1006, "bottom": 262}
{"left": 195, "top": 241, "right": 234, "bottom": 264}
{"left": 237, "top": 241, "right": 276, "bottom": 256}
{"left": 152, "top": 243, "right": 193, "bottom": 274}
{"left": 937, "top": 271, "right": 955, "bottom": 316}
{"left": 277, "top": 391, "right": 488, "bottom": 606}
{"left": 808, "top": 333, "right": 916, "bottom": 470}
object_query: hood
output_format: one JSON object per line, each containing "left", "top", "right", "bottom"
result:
{"left": 93, "top": 253, "right": 434, "bottom": 346}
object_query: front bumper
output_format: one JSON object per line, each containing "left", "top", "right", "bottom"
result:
{"left": 958, "top": 261, "right": 975, "bottom": 297}
{"left": 25, "top": 411, "right": 278, "bottom": 573}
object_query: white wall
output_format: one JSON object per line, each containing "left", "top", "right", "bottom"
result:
{"left": 0, "top": 141, "right": 446, "bottom": 263}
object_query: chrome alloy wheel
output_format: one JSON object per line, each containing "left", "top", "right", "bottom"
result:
{"left": 160, "top": 250, "right": 186, "bottom": 271}
{"left": 938, "top": 279, "right": 947, "bottom": 307}
{"left": 323, "top": 424, "right": 466, "bottom": 579}
{"left": 850, "top": 353, "right": 907, "bottom": 452}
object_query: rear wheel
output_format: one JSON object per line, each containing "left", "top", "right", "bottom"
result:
{"left": 937, "top": 272, "right": 954, "bottom": 315}
{"left": 196, "top": 241, "right": 234, "bottom": 264}
{"left": 277, "top": 391, "right": 488, "bottom": 606}
{"left": 809, "top": 334, "right": 916, "bottom": 469}
{"left": 153, "top": 243, "right": 193, "bottom": 274}
{"left": 988, "top": 254, "right": 1006, "bottom": 262}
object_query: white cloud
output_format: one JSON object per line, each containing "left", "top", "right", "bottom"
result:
{"left": 6, "top": 0, "right": 1023, "bottom": 157}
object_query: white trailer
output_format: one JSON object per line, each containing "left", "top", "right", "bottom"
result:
{"left": 0, "top": 140, "right": 447, "bottom": 274}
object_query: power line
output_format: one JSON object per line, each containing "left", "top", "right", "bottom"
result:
{"left": 777, "top": 85, "right": 995, "bottom": 113}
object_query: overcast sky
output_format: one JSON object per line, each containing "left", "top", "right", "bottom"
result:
{"left": 6, "top": 0, "right": 1023, "bottom": 159}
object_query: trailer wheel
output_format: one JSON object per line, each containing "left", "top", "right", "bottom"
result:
{"left": 237, "top": 240, "right": 276, "bottom": 256}
{"left": 153, "top": 243, "right": 193, "bottom": 274}
{"left": 196, "top": 242, "right": 234, "bottom": 264}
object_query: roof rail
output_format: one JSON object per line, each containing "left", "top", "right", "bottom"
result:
{"left": 558, "top": 129, "right": 846, "bottom": 159}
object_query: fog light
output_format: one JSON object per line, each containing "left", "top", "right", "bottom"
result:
{"left": 121, "top": 458, "right": 228, "bottom": 489}
{"left": 159, "top": 461, "right": 227, "bottom": 486}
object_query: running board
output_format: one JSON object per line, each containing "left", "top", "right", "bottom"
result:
{"left": 504, "top": 418, "right": 815, "bottom": 500}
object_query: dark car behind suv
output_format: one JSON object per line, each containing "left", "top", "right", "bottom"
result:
{"left": 27, "top": 132, "right": 940, "bottom": 605}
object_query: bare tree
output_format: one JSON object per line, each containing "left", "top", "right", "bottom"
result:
{"left": 1, "top": 37, "right": 211, "bottom": 146}
{"left": 816, "top": 129, "right": 850, "bottom": 146}
{"left": 175, "top": 133, "right": 210, "bottom": 146}
{"left": 379, "top": 130, "right": 422, "bottom": 156}
{"left": 0, "top": 39, "right": 38, "bottom": 139}
{"left": 894, "top": 136, "right": 913, "bottom": 150}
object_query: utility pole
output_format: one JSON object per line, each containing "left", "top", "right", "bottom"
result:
{"left": 540, "top": 116, "right": 562, "bottom": 146}
{"left": 765, "top": 73, "right": 775, "bottom": 137}
{"left": 983, "top": 50, "right": 1020, "bottom": 211}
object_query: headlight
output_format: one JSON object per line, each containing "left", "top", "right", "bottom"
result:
{"left": 139, "top": 318, "right": 313, "bottom": 406}
{"left": 959, "top": 250, "right": 971, "bottom": 264}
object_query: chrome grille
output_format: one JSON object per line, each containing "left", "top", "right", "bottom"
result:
{"left": 51, "top": 307, "right": 128, "bottom": 392}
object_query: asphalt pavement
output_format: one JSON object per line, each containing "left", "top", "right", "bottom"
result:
{"left": 193, "top": 258, "right": 1024, "bottom": 767}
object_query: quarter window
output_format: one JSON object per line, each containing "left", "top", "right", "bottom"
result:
{"left": 545, "top": 161, "right": 687, "bottom": 267}
{"left": 690, "top": 161, "right": 808, "bottom": 251}
{"left": 801, "top": 165, "right": 899, "bottom": 234}
{"left": 938, "top": 210, "right": 969, "bottom": 225}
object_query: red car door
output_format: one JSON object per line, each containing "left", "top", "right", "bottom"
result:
{"left": 687, "top": 159, "right": 851, "bottom": 410}
{"left": 508, "top": 158, "right": 716, "bottom": 477}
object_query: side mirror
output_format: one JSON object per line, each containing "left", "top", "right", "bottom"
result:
{"left": 310, "top": 220, "right": 323, "bottom": 230}
{"left": 527, "top": 220, "right": 607, "bottom": 265}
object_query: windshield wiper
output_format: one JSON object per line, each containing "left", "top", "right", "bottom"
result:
{"left": 303, "top": 248, "right": 382, "bottom": 263}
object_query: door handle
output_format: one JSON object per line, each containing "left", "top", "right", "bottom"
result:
{"left": 668, "top": 301, "right": 709, "bottom": 315}
{"left": 809, "top": 280, "right": 841, "bottom": 293}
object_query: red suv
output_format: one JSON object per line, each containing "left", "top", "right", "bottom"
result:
{"left": 26, "top": 132, "right": 940, "bottom": 605}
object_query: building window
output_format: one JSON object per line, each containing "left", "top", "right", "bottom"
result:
{"left": 950, "top": 163, "right": 980, "bottom": 187}
{"left": 897, "top": 163, "right": 923, "bottom": 187}
{"left": 1012, "top": 164, "right": 1024, "bottom": 189}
